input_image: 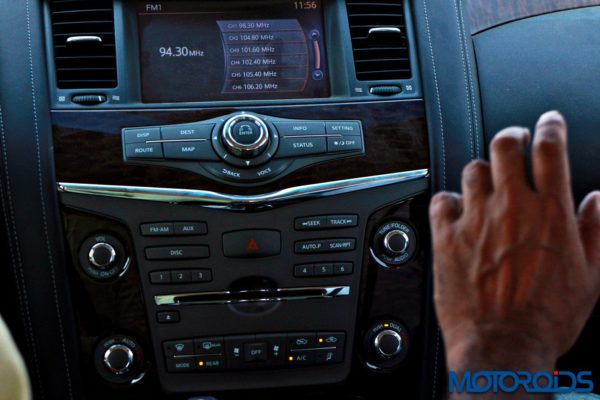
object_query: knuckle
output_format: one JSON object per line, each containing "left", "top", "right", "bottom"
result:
{"left": 534, "top": 132, "right": 565, "bottom": 158}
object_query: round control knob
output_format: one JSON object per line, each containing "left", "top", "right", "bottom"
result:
{"left": 103, "top": 344, "right": 134, "bottom": 375}
{"left": 371, "top": 220, "right": 418, "bottom": 268}
{"left": 363, "top": 320, "right": 409, "bottom": 371}
{"left": 374, "top": 329, "right": 403, "bottom": 359}
{"left": 79, "top": 233, "right": 129, "bottom": 281}
{"left": 88, "top": 242, "right": 116, "bottom": 269}
{"left": 95, "top": 335, "right": 145, "bottom": 384}
{"left": 222, "top": 114, "right": 270, "bottom": 158}
{"left": 383, "top": 230, "right": 409, "bottom": 255}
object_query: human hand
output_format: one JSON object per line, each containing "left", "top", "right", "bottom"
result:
{"left": 429, "top": 111, "right": 600, "bottom": 378}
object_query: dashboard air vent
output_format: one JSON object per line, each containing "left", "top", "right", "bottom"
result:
{"left": 50, "top": 0, "right": 117, "bottom": 89}
{"left": 346, "top": 0, "right": 411, "bottom": 81}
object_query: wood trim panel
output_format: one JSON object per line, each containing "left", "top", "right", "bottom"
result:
{"left": 52, "top": 101, "right": 428, "bottom": 195}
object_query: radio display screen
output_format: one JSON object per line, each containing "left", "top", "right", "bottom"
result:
{"left": 137, "top": 1, "right": 329, "bottom": 103}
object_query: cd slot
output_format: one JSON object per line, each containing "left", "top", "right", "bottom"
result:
{"left": 154, "top": 286, "right": 350, "bottom": 306}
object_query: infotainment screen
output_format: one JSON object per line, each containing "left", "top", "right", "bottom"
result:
{"left": 137, "top": 1, "right": 330, "bottom": 103}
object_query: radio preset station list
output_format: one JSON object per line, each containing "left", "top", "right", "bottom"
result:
{"left": 138, "top": 1, "right": 329, "bottom": 103}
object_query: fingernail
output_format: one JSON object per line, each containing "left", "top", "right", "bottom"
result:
{"left": 536, "top": 110, "right": 565, "bottom": 128}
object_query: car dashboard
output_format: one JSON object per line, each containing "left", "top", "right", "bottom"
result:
{"left": 0, "top": 0, "right": 598, "bottom": 399}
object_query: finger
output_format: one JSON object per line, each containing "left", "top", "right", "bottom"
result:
{"left": 429, "top": 192, "right": 463, "bottom": 234}
{"left": 489, "top": 127, "right": 531, "bottom": 191}
{"left": 577, "top": 191, "right": 600, "bottom": 271}
{"left": 532, "top": 111, "right": 572, "bottom": 204}
{"left": 461, "top": 159, "right": 492, "bottom": 213}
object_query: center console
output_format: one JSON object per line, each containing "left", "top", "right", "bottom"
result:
{"left": 47, "top": 0, "right": 430, "bottom": 398}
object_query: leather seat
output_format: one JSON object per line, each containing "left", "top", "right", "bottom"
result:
{"left": 0, "top": 315, "right": 30, "bottom": 400}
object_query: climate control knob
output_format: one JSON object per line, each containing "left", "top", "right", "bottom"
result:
{"left": 364, "top": 320, "right": 409, "bottom": 370}
{"left": 222, "top": 114, "right": 270, "bottom": 158}
{"left": 95, "top": 335, "right": 145, "bottom": 384}
{"left": 374, "top": 329, "right": 403, "bottom": 359}
{"left": 103, "top": 344, "right": 135, "bottom": 375}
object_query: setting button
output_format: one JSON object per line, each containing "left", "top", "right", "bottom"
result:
{"left": 273, "top": 121, "right": 326, "bottom": 136}
{"left": 125, "top": 143, "right": 162, "bottom": 159}
{"left": 276, "top": 136, "right": 326, "bottom": 158}
{"left": 123, "top": 127, "right": 160, "bottom": 144}
{"left": 327, "top": 136, "right": 363, "bottom": 153}
{"left": 161, "top": 124, "right": 213, "bottom": 140}
{"left": 325, "top": 121, "right": 362, "bottom": 136}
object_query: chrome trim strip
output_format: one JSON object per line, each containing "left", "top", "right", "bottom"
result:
{"left": 154, "top": 286, "right": 351, "bottom": 306}
{"left": 57, "top": 169, "right": 428, "bottom": 206}
{"left": 368, "top": 27, "right": 402, "bottom": 36}
{"left": 146, "top": 138, "right": 208, "bottom": 144}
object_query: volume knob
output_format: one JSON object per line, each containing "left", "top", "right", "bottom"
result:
{"left": 88, "top": 242, "right": 116, "bottom": 269}
{"left": 222, "top": 114, "right": 270, "bottom": 159}
{"left": 103, "top": 344, "right": 134, "bottom": 375}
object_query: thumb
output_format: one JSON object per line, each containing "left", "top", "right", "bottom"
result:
{"left": 577, "top": 191, "right": 600, "bottom": 280}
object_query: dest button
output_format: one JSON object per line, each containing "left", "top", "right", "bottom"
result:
{"left": 161, "top": 124, "right": 213, "bottom": 140}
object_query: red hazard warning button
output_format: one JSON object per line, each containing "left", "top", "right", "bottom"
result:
{"left": 222, "top": 230, "right": 281, "bottom": 258}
